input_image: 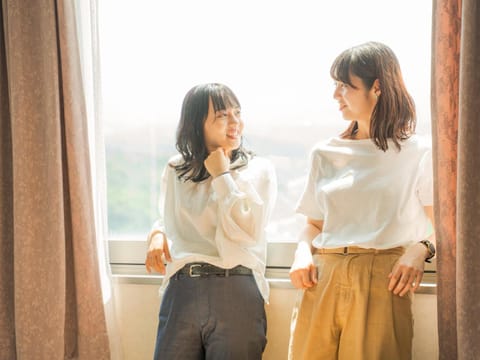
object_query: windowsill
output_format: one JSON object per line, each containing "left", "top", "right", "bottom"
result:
{"left": 108, "top": 239, "right": 437, "bottom": 271}
{"left": 111, "top": 264, "right": 437, "bottom": 295}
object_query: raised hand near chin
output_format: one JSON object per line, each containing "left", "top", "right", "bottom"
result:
{"left": 204, "top": 147, "right": 230, "bottom": 177}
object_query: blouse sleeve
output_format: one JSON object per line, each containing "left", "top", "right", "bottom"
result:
{"left": 211, "top": 159, "right": 277, "bottom": 247}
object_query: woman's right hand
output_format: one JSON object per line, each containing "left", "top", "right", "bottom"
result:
{"left": 204, "top": 147, "right": 229, "bottom": 178}
{"left": 289, "top": 220, "right": 322, "bottom": 289}
{"left": 145, "top": 231, "right": 172, "bottom": 274}
{"left": 289, "top": 247, "right": 317, "bottom": 290}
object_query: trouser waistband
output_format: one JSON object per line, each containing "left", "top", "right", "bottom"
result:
{"left": 313, "top": 246, "right": 405, "bottom": 255}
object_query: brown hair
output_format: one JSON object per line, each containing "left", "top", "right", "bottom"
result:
{"left": 330, "top": 41, "right": 416, "bottom": 151}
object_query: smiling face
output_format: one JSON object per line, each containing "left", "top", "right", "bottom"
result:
{"left": 333, "top": 74, "right": 378, "bottom": 124}
{"left": 329, "top": 42, "right": 415, "bottom": 147}
{"left": 203, "top": 97, "right": 244, "bottom": 155}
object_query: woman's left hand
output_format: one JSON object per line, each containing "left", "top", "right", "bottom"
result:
{"left": 388, "top": 243, "right": 429, "bottom": 296}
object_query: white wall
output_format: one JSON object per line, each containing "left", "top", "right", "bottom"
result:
{"left": 112, "top": 280, "right": 438, "bottom": 360}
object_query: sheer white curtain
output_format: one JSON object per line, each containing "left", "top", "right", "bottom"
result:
{"left": 74, "top": 1, "right": 123, "bottom": 358}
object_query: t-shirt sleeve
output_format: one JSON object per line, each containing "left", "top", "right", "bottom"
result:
{"left": 295, "top": 150, "right": 325, "bottom": 220}
{"left": 416, "top": 149, "right": 433, "bottom": 206}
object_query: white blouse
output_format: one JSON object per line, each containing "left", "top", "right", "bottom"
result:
{"left": 151, "top": 154, "right": 277, "bottom": 302}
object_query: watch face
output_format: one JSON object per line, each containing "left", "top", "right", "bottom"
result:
{"left": 422, "top": 240, "right": 435, "bottom": 257}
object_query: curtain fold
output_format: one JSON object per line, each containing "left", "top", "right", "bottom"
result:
{"left": 432, "top": 0, "right": 480, "bottom": 359}
{"left": 0, "top": 4, "right": 14, "bottom": 355}
{"left": 431, "top": 0, "right": 461, "bottom": 358}
{"left": 456, "top": 0, "right": 480, "bottom": 356}
{"left": 0, "top": 1, "right": 110, "bottom": 358}
{"left": 74, "top": 0, "right": 124, "bottom": 358}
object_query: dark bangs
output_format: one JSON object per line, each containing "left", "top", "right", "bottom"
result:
{"left": 330, "top": 47, "right": 377, "bottom": 90}
{"left": 330, "top": 49, "right": 356, "bottom": 88}
{"left": 209, "top": 85, "right": 241, "bottom": 112}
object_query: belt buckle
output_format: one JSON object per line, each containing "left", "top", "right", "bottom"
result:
{"left": 189, "top": 264, "right": 202, "bottom": 277}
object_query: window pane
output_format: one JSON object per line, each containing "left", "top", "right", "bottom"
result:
{"left": 99, "top": 0, "right": 432, "bottom": 240}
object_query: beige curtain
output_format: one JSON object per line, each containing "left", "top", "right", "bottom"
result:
{"left": 0, "top": 1, "right": 110, "bottom": 359}
{"left": 432, "top": 0, "right": 480, "bottom": 359}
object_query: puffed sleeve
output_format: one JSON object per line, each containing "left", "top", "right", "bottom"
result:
{"left": 211, "top": 158, "right": 277, "bottom": 247}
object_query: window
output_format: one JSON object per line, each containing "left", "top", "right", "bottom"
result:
{"left": 99, "top": 0, "right": 433, "bottom": 269}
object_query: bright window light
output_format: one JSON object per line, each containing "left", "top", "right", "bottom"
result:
{"left": 99, "top": 0, "right": 432, "bottom": 240}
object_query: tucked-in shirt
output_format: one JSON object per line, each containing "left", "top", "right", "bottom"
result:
{"left": 296, "top": 135, "right": 433, "bottom": 249}
{"left": 151, "top": 154, "right": 277, "bottom": 302}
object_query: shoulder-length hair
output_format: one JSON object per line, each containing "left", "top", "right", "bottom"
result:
{"left": 174, "top": 83, "right": 250, "bottom": 182}
{"left": 330, "top": 41, "right": 416, "bottom": 151}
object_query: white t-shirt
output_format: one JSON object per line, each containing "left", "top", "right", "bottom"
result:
{"left": 296, "top": 135, "right": 433, "bottom": 250}
{"left": 152, "top": 154, "right": 277, "bottom": 302}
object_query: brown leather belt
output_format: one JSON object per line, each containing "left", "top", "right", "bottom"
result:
{"left": 176, "top": 263, "right": 253, "bottom": 278}
{"left": 314, "top": 246, "right": 404, "bottom": 255}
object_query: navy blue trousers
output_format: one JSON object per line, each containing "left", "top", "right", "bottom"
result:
{"left": 153, "top": 272, "right": 267, "bottom": 360}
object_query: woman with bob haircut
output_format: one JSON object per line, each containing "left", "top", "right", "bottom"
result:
{"left": 145, "top": 83, "right": 277, "bottom": 360}
{"left": 288, "top": 42, "right": 435, "bottom": 360}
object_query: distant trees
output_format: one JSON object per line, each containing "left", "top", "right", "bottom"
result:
{"left": 106, "top": 144, "right": 167, "bottom": 239}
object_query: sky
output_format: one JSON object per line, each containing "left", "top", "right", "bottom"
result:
{"left": 98, "top": 0, "right": 432, "bottom": 137}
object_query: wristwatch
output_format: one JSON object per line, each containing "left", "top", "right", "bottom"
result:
{"left": 419, "top": 239, "right": 436, "bottom": 263}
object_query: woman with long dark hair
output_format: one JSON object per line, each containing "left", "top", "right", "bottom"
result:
{"left": 145, "top": 83, "right": 277, "bottom": 360}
